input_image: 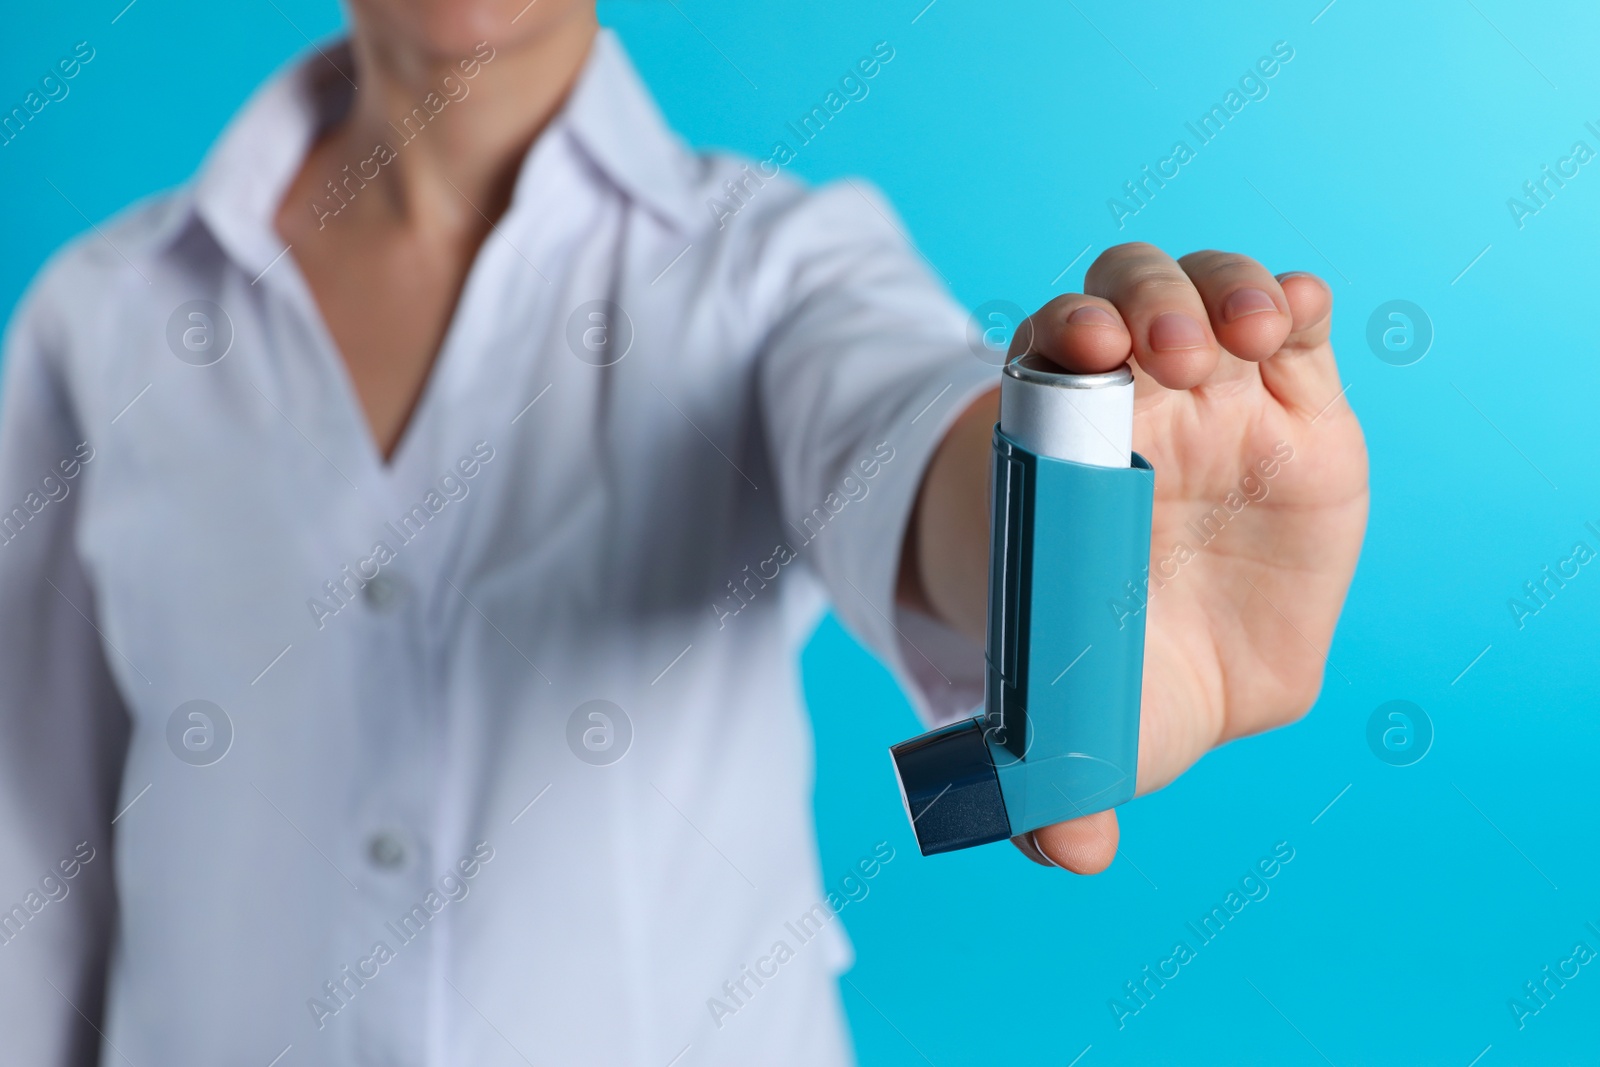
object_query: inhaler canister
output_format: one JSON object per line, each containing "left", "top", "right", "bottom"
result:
{"left": 890, "top": 354, "right": 1154, "bottom": 856}
{"left": 999, "top": 354, "right": 1134, "bottom": 468}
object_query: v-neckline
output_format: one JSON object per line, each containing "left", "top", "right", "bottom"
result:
{"left": 261, "top": 140, "right": 505, "bottom": 490}
{"left": 272, "top": 242, "right": 493, "bottom": 492}
{"left": 259, "top": 103, "right": 574, "bottom": 496}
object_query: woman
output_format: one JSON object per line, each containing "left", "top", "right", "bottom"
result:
{"left": 0, "top": 0, "right": 1367, "bottom": 1063}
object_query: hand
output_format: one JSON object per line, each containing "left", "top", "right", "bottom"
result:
{"left": 1011, "top": 243, "right": 1369, "bottom": 874}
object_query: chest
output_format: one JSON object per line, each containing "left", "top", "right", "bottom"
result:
{"left": 71, "top": 208, "right": 775, "bottom": 683}
{"left": 283, "top": 217, "right": 484, "bottom": 460}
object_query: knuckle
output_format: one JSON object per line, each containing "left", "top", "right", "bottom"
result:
{"left": 1096, "top": 241, "right": 1163, "bottom": 267}
{"left": 1120, "top": 267, "right": 1194, "bottom": 305}
{"left": 1192, "top": 250, "right": 1261, "bottom": 281}
{"left": 1178, "top": 248, "right": 1226, "bottom": 268}
{"left": 1286, "top": 672, "right": 1326, "bottom": 722}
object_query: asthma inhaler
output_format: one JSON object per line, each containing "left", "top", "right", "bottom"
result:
{"left": 890, "top": 354, "right": 1155, "bottom": 855}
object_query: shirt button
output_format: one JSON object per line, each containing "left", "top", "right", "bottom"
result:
{"left": 367, "top": 832, "right": 408, "bottom": 870}
{"left": 362, "top": 573, "right": 407, "bottom": 613}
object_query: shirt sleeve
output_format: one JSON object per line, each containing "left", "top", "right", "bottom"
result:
{"left": 754, "top": 179, "right": 998, "bottom": 728}
{"left": 0, "top": 282, "right": 130, "bottom": 1066}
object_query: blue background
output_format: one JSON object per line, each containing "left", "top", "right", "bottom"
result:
{"left": 5, "top": 1, "right": 1598, "bottom": 1064}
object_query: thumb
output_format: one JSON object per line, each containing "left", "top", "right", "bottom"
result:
{"left": 1013, "top": 809, "right": 1119, "bottom": 874}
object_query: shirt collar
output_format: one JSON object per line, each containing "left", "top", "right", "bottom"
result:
{"left": 174, "top": 28, "right": 701, "bottom": 275}
{"left": 550, "top": 29, "right": 702, "bottom": 231}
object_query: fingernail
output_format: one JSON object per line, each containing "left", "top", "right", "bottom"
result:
{"left": 1067, "top": 305, "right": 1119, "bottom": 327}
{"left": 1223, "top": 287, "right": 1278, "bottom": 321}
{"left": 1030, "top": 831, "right": 1060, "bottom": 869}
{"left": 1148, "top": 311, "right": 1207, "bottom": 351}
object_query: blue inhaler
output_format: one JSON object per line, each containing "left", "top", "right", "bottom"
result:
{"left": 890, "top": 354, "right": 1155, "bottom": 855}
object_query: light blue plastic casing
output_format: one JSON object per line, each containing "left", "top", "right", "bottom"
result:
{"left": 889, "top": 424, "right": 1154, "bottom": 855}
{"left": 983, "top": 427, "right": 1154, "bottom": 833}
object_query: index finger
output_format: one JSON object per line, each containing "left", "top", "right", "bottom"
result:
{"left": 1085, "top": 242, "right": 1220, "bottom": 390}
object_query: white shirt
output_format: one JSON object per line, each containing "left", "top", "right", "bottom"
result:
{"left": 0, "top": 30, "right": 994, "bottom": 1067}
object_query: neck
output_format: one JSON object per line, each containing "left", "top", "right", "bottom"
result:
{"left": 327, "top": 9, "right": 598, "bottom": 233}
